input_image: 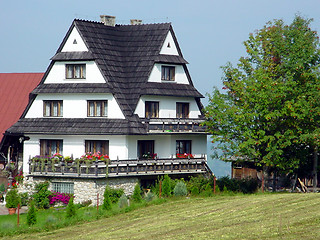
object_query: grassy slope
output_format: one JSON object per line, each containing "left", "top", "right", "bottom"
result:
{"left": 4, "top": 193, "right": 320, "bottom": 240}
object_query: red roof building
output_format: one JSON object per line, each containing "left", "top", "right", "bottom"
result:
{"left": 0, "top": 73, "right": 43, "bottom": 143}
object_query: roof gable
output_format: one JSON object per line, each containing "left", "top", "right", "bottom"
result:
{"left": 61, "top": 26, "right": 89, "bottom": 52}
{"left": 159, "top": 31, "right": 179, "bottom": 55}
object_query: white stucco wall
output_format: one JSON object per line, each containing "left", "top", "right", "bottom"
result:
{"left": 148, "top": 63, "right": 189, "bottom": 84}
{"left": 44, "top": 61, "right": 105, "bottom": 84}
{"left": 25, "top": 93, "right": 124, "bottom": 119}
{"left": 23, "top": 135, "right": 128, "bottom": 173}
{"left": 159, "top": 31, "right": 179, "bottom": 55}
{"left": 134, "top": 95, "right": 201, "bottom": 118}
{"left": 61, "top": 26, "right": 89, "bottom": 52}
{"left": 127, "top": 134, "right": 207, "bottom": 159}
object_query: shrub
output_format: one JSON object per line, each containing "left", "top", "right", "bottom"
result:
{"left": 201, "top": 183, "right": 213, "bottom": 197}
{"left": 78, "top": 200, "right": 92, "bottom": 208}
{"left": 49, "top": 192, "right": 72, "bottom": 205}
{"left": 118, "top": 194, "right": 128, "bottom": 209}
{"left": 33, "top": 181, "right": 51, "bottom": 209}
{"left": 109, "top": 188, "right": 124, "bottom": 204}
{"left": 5, "top": 189, "right": 21, "bottom": 208}
{"left": 66, "top": 197, "right": 76, "bottom": 218}
{"left": 0, "top": 183, "right": 5, "bottom": 193}
{"left": 27, "top": 200, "right": 37, "bottom": 226}
{"left": 162, "top": 175, "right": 172, "bottom": 197}
{"left": 173, "top": 181, "right": 188, "bottom": 196}
{"left": 217, "top": 176, "right": 239, "bottom": 192}
{"left": 19, "top": 192, "right": 29, "bottom": 206}
{"left": 239, "top": 178, "right": 259, "bottom": 194}
{"left": 132, "top": 183, "right": 143, "bottom": 203}
{"left": 144, "top": 191, "right": 156, "bottom": 202}
{"left": 187, "top": 176, "right": 210, "bottom": 194}
{"left": 103, "top": 186, "right": 112, "bottom": 210}
{"left": 190, "top": 186, "right": 200, "bottom": 196}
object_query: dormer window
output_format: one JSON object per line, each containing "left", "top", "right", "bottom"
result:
{"left": 87, "top": 100, "right": 108, "bottom": 117}
{"left": 43, "top": 100, "right": 63, "bottom": 117}
{"left": 161, "top": 66, "right": 175, "bottom": 81}
{"left": 66, "top": 64, "right": 86, "bottom": 79}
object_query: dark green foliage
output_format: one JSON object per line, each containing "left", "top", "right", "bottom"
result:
{"left": 27, "top": 200, "right": 37, "bottom": 226}
{"left": 187, "top": 176, "right": 211, "bottom": 195}
{"left": 66, "top": 197, "right": 76, "bottom": 218}
{"left": 173, "top": 181, "right": 187, "bottom": 196}
{"left": 217, "top": 176, "right": 259, "bottom": 194}
{"left": 33, "top": 181, "right": 51, "bottom": 209}
{"left": 191, "top": 186, "right": 200, "bottom": 196}
{"left": 102, "top": 186, "right": 112, "bottom": 210}
{"left": 162, "top": 175, "right": 172, "bottom": 197}
{"left": 201, "top": 183, "right": 213, "bottom": 197}
{"left": 109, "top": 187, "right": 124, "bottom": 204}
{"left": 78, "top": 200, "right": 92, "bottom": 208}
{"left": 5, "top": 189, "right": 21, "bottom": 208}
{"left": 0, "top": 184, "right": 5, "bottom": 193}
{"left": 19, "top": 192, "right": 29, "bottom": 206}
{"left": 132, "top": 183, "right": 143, "bottom": 203}
{"left": 118, "top": 194, "right": 128, "bottom": 208}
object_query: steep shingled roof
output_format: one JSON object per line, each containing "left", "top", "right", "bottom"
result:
{"left": 0, "top": 73, "right": 43, "bottom": 141}
{"left": 52, "top": 20, "right": 203, "bottom": 118}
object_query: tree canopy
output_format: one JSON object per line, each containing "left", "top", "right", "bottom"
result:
{"left": 204, "top": 15, "right": 320, "bottom": 173}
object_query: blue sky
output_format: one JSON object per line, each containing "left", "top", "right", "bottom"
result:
{"left": 2, "top": 0, "right": 320, "bottom": 176}
{"left": 1, "top": 0, "right": 320, "bottom": 103}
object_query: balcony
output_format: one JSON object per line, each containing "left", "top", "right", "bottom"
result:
{"left": 141, "top": 118, "right": 207, "bottom": 134}
{"left": 28, "top": 155, "right": 210, "bottom": 179}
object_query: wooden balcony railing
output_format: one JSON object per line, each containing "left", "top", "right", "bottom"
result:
{"left": 141, "top": 118, "right": 207, "bottom": 133}
{"left": 28, "top": 156, "right": 209, "bottom": 178}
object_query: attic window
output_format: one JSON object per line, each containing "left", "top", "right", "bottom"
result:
{"left": 73, "top": 39, "right": 77, "bottom": 44}
{"left": 161, "top": 66, "right": 175, "bottom": 81}
{"left": 167, "top": 42, "right": 171, "bottom": 48}
{"left": 66, "top": 64, "right": 86, "bottom": 79}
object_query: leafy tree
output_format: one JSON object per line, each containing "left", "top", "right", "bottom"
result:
{"left": 204, "top": 15, "right": 320, "bottom": 177}
{"left": 33, "top": 181, "right": 51, "bottom": 209}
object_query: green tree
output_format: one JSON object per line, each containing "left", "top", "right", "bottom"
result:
{"left": 132, "top": 183, "right": 142, "bottom": 203}
{"left": 162, "top": 175, "right": 172, "bottom": 197}
{"left": 27, "top": 200, "right": 37, "bottom": 225}
{"left": 204, "top": 15, "right": 320, "bottom": 178}
{"left": 66, "top": 197, "right": 76, "bottom": 218}
{"left": 102, "top": 186, "right": 112, "bottom": 210}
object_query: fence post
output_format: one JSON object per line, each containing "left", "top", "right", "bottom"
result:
{"left": 159, "top": 180, "right": 162, "bottom": 198}
{"left": 97, "top": 193, "right": 99, "bottom": 213}
{"left": 213, "top": 176, "right": 216, "bottom": 194}
{"left": 17, "top": 203, "right": 20, "bottom": 227}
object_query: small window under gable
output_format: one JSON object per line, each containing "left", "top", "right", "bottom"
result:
{"left": 73, "top": 39, "right": 77, "bottom": 44}
{"left": 159, "top": 31, "right": 179, "bottom": 55}
{"left": 66, "top": 64, "right": 86, "bottom": 79}
{"left": 161, "top": 66, "right": 175, "bottom": 81}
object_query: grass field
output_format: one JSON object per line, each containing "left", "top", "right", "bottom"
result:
{"left": 2, "top": 193, "right": 320, "bottom": 240}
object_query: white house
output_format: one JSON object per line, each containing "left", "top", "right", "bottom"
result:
{"left": 3, "top": 15, "right": 210, "bottom": 202}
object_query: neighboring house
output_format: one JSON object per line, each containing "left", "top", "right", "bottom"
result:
{"left": 0, "top": 73, "right": 43, "bottom": 163}
{"left": 3, "top": 15, "right": 210, "bottom": 202}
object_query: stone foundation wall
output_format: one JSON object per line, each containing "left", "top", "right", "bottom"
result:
{"left": 18, "top": 176, "right": 138, "bottom": 205}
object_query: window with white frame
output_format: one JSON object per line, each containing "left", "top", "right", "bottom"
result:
{"left": 66, "top": 64, "right": 86, "bottom": 79}
{"left": 52, "top": 182, "right": 74, "bottom": 194}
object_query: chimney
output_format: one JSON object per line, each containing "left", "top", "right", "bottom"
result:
{"left": 100, "top": 15, "right": 116, "bottom": 27}
{"left": 130, "top": 19, "right": 142, "bottom": 25}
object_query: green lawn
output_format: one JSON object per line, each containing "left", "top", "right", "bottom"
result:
{"left": 2, "top": 193, "right": 320, "bottom": 239}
